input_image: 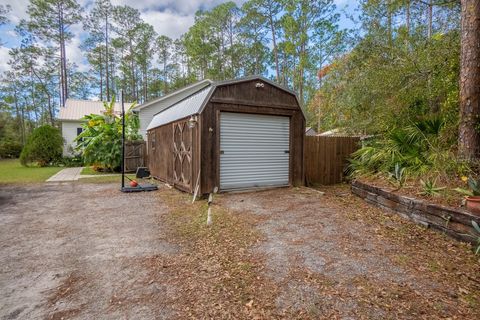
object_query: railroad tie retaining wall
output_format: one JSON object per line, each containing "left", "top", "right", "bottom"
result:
{"left": 351, "top": 180, "right": 480, "bottom": 244}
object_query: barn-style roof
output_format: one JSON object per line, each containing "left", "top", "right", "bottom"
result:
{"left": 147, "top": 75, "right": 303, "bottom": 131}
{"left": 58, "top": 99, "right": 134, "bottom": 121}
{"left": 147, "top": 86, "right": 213, "bottom": 130}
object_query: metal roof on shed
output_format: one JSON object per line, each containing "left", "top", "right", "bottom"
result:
{"left": 146, "top": 86, "right": 213, "bottom": 130}
{"left": 133, "top": 79, "right": 212, "bottom": 111}
{"left": 146, "top": 75, "right": 304, "bottom": 131}
{"left": 58, "top": 99, "right": 134, "bottom": 121}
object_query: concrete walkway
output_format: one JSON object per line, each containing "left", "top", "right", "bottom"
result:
{"left": 46, "top": 167, "right": 84, "bottom": 182}
{"left": 46, "top": 167, "right": 119, "bottom": 182}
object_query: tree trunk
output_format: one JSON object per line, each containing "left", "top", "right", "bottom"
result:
{"left": 163, "top": 56, "right": 168, "bottom": 94}
{"left": 229, "top": 18, "right": 234, "bottom": 77}
{"left": 60, "top": 5, "right": 68, "bottom": 105}
{"left": 105, "top": 13, "right": 110, "bottom": 101}
{"left": 427, "top": 0, "right": 433, "bottom": 38}
{"left": 129, "top": 41, "right": 136, "bottom": 100}
{"left": 99, "top": 52, "right": 103, "bottom": 101}
{"left": 268, "top": 14, "right": 280, "bottom": 82}
{"left": 143, "top": 66, "right": 147, "bottom": 102}
{"left": 387, "top": 0, "right": 393, "bottom": 45}
{"left": 13, "top": 86, "right": 25, "bottom": 145}
{"left": 406, "top": 0, "right": 410, "bottom": 35}
{"left": 458, "top": 0, "right": 480, "bottom": 161}
{"left": 57, "top": 3, "right": 65, "bottom": 107}
{"left": 266, "top": 2, "right": 280, "bottom": 82}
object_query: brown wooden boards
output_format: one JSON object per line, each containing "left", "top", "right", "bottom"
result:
{"left": 305, "top": 136, "right": 360, "bottom": 185}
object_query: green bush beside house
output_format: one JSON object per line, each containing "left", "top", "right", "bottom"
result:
{"left": 19, "top": 125, "right": 63, "bottom": 167}
{"left": 75, "top": 97, "right": 142, "bottom": 172}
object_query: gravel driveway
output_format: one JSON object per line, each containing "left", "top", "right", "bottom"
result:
{"left": 218, "top": 187, "right": 480, "bottom": 318}
{"left": 1, "top": 183, "right": 479, "bottom": 319}
{"left": 0, "top": 183, "right": 178, "bottom": 320}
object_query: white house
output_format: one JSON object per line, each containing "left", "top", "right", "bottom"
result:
{"left": 305, "top": 126, "right": 317, "bottom": 136}
{"left": 132, "top": 79, "right": 212, "bottom": 139}
{"left": 58, "top": 99, "right": 133, "bottom": 156}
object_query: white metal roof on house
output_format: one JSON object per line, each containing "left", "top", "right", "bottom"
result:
{"left": 58, "top": 99, "right": 134, "bottom": 121}
{"left": 147, "top": 87, "right": 213, "bottom": 130}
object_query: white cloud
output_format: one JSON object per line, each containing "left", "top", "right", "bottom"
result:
{"left": 334, "top": 0, "right": 350, "bottom": 5}
{"left": 142, "top": 10, "right": 195, "bottom": 39}
{"left": 0, "top": 46, "right": 11, "bottom": 73}
{"left": 66, "top": 29, "right": 89, "bottom": 72}
{"left": 1, "top": 0, "right": 249, "bottom": 77}
{"left": 111, "top": 0, "right": 246, "bottom": 38}
{"left": 111, "top": 0, "right": 246, "bottom": 16}
{"left": 4, "top": 0, "right": 91, "bottom": 24}
{"left": 3, "top": 0, "right": 30, "bottom": 25}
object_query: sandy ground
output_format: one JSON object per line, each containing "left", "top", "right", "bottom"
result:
{"left": 218, "top": 187, "right": 480, "bottom": 318}
{"left": 0, "top": 183, "right": 479, "bottom": 319}
{"left": 0, "top": 183, "right": 178, "bottom": 320}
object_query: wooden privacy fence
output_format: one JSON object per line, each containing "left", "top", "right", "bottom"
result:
{"left": 125, "top": 140, "right": 146, "bottom": 172}
{"left": 305, "top": 136, "right": 361, "bottom": 185}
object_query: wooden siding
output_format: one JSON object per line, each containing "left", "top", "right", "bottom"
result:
{"left": 147, "top": 117, "right": 200, "bottom": 193}
{"left": 304, "top": 136, "right": 360, "bottom": 185}
{"left": 124, "top": 141, "right": 146, "bottom": 173}
{"left": 148, "top": 78, "right": 305, "bottom": 195}
{"left": 212, "top": 79, "right": 298, "bottom": 109}
{"left": 200, "top": 79, "right": 305, "bottom": 194}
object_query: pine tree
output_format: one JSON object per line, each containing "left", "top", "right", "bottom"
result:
{"left": 112, "top": 5, "right": 142, "bottom": 101}
{"left": 84, "top": 0, "right": 113, "bottom": 101}
{"left": 156, "top": 35, "right": 172, "bottom": 94}
{"left": 458, "top": 0, "right": 480, "bottom": 160}
{"left": 25, "top": 0, "right": 82, "bottom": 107}
{"left": 0, "top": 4, "right": 11, "bottom": 45}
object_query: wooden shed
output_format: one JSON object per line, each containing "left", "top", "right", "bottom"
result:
{"left": 147, "top": 76, "right": 305, "bottom": 194}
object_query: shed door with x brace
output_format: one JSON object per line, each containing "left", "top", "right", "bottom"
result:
{"left": 219, "top": 112, "right": 290, "bottom": 190}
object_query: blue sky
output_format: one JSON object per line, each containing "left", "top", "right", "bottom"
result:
{"left": 0, "top": 0, "right": 359, "bottom": 73}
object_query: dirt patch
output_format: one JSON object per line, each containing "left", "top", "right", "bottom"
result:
{"left": 47, "top": 273, "right": 85, "bottom": 306}
{"left": 1, "top": 182, "right": 479, "bottom": 319}
{"left": 219, "top": 185, "right": 480, "bottom": 319}
{"left": 0, "top": 182, "right": 179, "bottom": 319}
{"left": 138, "top": 188, "right": 280, "bottom": 318}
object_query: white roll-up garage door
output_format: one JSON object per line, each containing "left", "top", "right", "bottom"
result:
{"left": 220, "top": 112, "right": 290, "bottom": 190}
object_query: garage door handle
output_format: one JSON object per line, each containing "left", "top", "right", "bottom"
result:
{"left": 284, "top": 150, "right": 289, "bottom": 154}
{"left": 220, "top": 150, "right": 225, "bottom": 154}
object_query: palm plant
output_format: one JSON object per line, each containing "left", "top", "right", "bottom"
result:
{"left": 349, "top": 117, "right": 447, "bottom": 177}
{"left": 419, "top": 178, "right": 446, "bottom": 197}
{"left": 472, "top": 221, "right": 480, "bottom": 255}
{"left": 389, "top": 163, "right": 407, "bottom": 189}
{"left": 75, "top": 96, "right": 141, "bottom": 171}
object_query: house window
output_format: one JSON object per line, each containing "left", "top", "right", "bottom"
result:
{"left": 77, "top": 127, "right": 83, "bottom": 142}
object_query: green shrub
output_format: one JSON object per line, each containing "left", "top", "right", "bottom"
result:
{"left": 75, "top": 96, "right": 141, "bottom": 172}
{"left": 57, "top": 155, "right": 84, "bottom": 167}
{"left": 389, "top": 163, "right": 407, "bottom": 189}
{"left": 349, "top": 117, "right": 464, "bottom": 178}
{"left": 419, "top": 178, "right": 446, "bottom": 197}
{"left": 472, "top": 221, "right": 480, "bottom": 255}
{"left": 0, "top": 140, "right": 23, "bottom": 159}
{"left": 19, "top": 125, "right": 63, "bottom": 167}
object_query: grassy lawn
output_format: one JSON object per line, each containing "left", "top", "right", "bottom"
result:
{"left": 81, "top": 166, "right": 119, "bottom": 175}
{"left": 0, "top": 159, "right": 63, "bottom": 184}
